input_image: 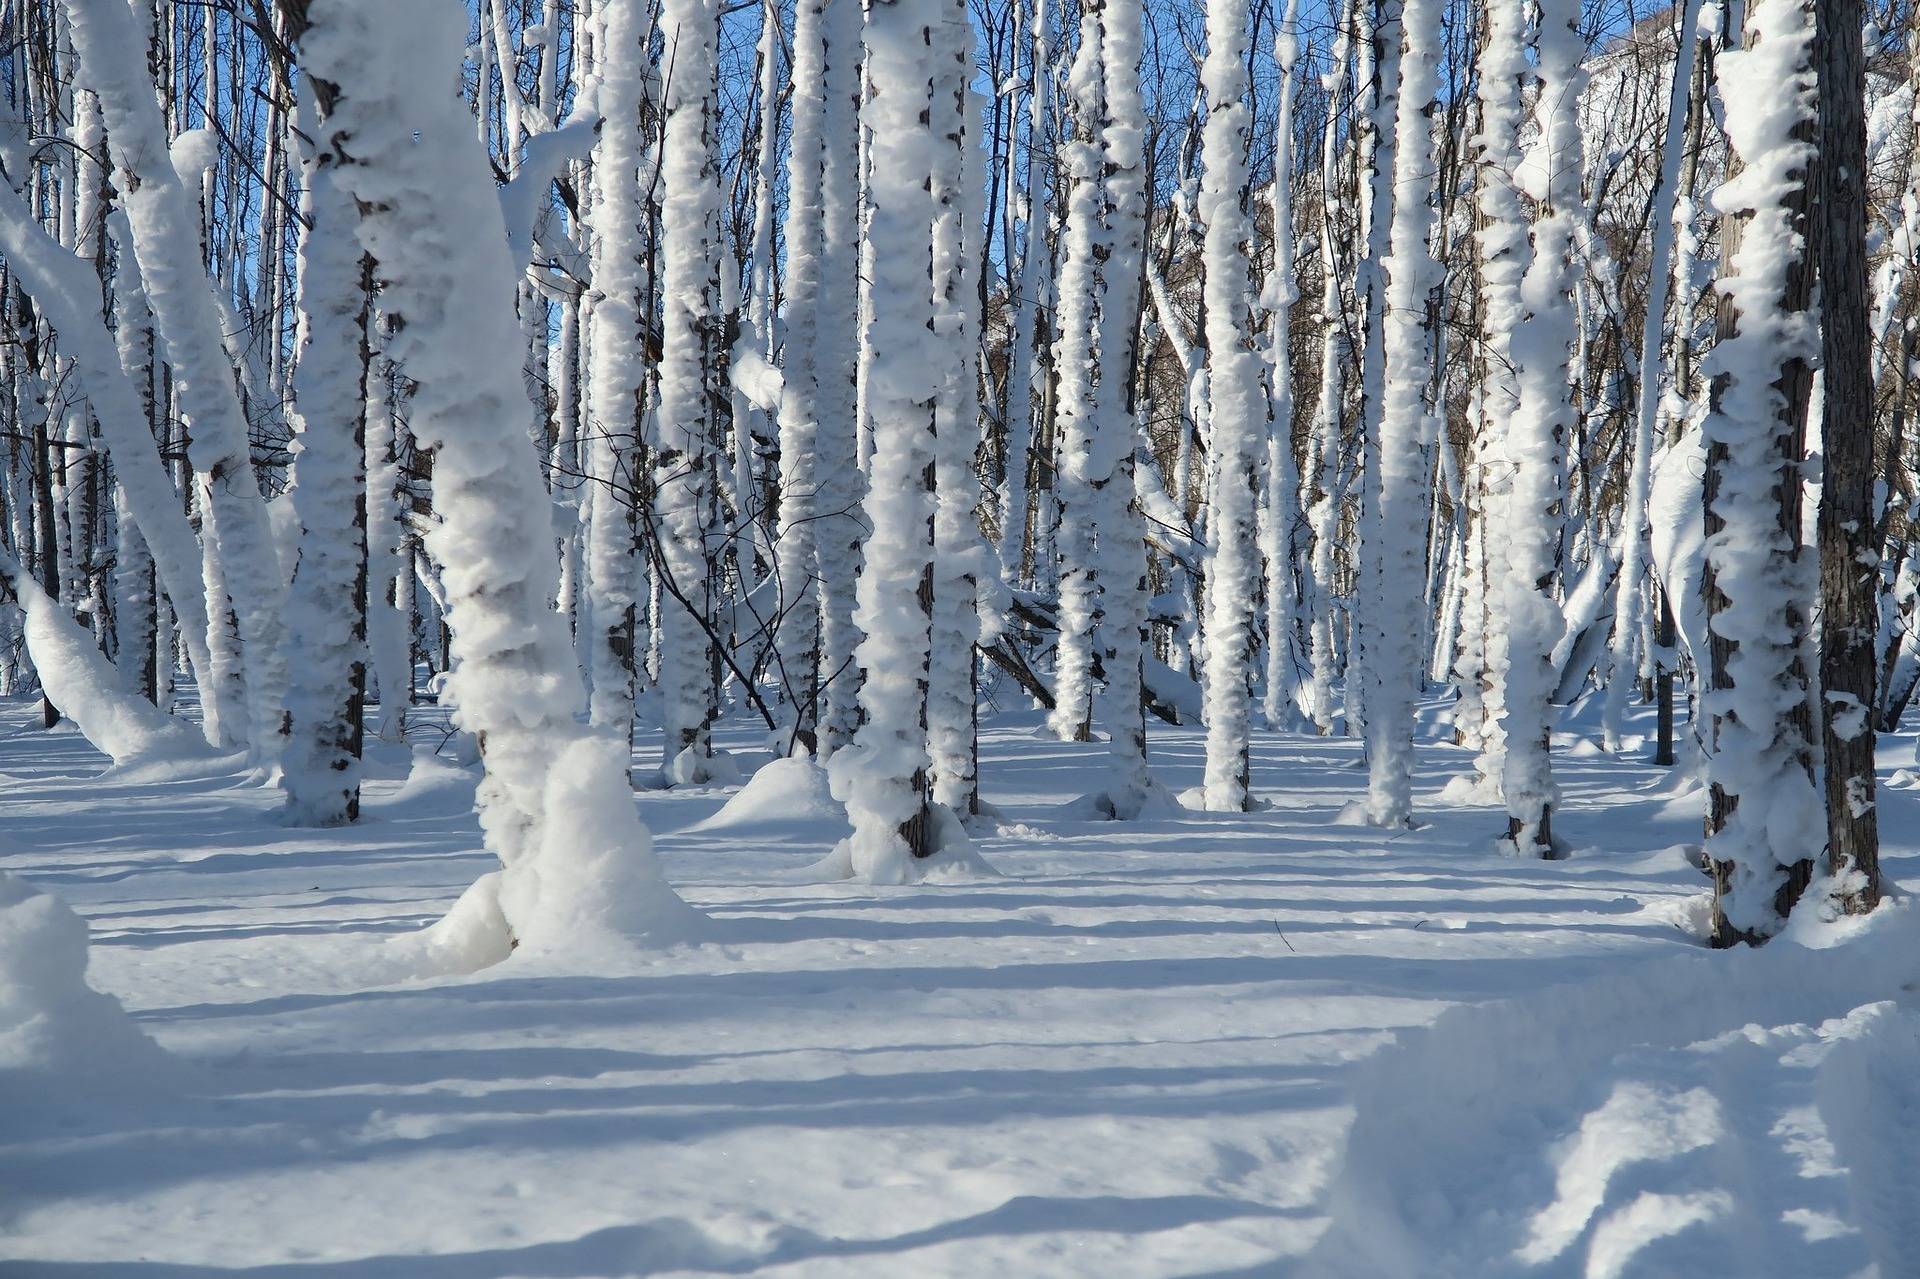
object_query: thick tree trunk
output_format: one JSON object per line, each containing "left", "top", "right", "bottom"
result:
{"left": 1703, "top": 0, "right": 1821, "bottom": 947}
{"left": 1814, "top": 0, "right": 1881, "bottom": 914}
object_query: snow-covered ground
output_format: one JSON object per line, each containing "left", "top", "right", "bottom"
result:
{"left": 3, "top": 698, "right": 1916, "bottom": 1276}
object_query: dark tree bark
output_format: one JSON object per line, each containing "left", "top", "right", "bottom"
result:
{"left": 1653, "top": 588, "right": 1676, "bottom": 767}
{"left": 1814, "top": 0, "right": 1881, "bottom": 914}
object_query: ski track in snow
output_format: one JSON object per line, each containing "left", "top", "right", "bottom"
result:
{"left": 1, "top": 700, "right": 1916, "bottom": 1277}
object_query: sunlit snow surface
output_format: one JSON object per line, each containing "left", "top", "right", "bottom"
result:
{"left": 1, "top": 697, "right": 1915, "bottom": 1276}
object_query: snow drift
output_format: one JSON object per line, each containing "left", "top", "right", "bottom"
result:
{"left": 1304, "top": 905, "right": 1920, "bottom": 1277}
{"left": 0, "top": 870, "right": 174, "bottom": 1104}
{"left": 694, "top": 755, "right": 847, "bottom": 835}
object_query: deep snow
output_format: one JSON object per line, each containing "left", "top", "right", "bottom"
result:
{"left": 1, "top": 696, "right": 1916, "bottom": 1276}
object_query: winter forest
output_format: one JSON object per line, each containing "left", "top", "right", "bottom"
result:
{"left": 4, "top": 0, "right": 1920, "bottom": 1270}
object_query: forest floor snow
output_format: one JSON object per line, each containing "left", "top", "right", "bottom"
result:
{"left": 1, "top": 697, "right": 1916, "bottom": 1277}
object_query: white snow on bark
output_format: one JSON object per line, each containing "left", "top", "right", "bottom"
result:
{"left": 1091, "top": 0, "right": 1153, "bottom": 817}
{"left": 996, "top": 0, "right": 1052, "bottom": 590}
{"left": 1359, "top": 0, "right": 1441, "bottom": 830}
{"left": 0, "top": 180, "right": 216, "bottom": 738}
{"left": 581, "top": 0, "right": 654, "bottom": 742}
{"left": 0, "top": 550, "right": 208, "bottom": 767}
{"left": 1195, "top": 0, "right": 1267, "bottom": 812}
{"left": 363, "top": 337, "right": 410, "bottom": 745}
{"left": 303, "top": 0, "right": 700, "bottom": 959}
{"left": 774, "top": 0, "right": 829, "bottom": 745}
{"left": 64, "top": 0, "right": 288, "bottom": 761}
{"left": 1603, "top": 0, "right": 1705, "bottom": 753}
{"left": 928, "top": 1, "right": 991, "bottom": 815}
{"left": 1699, "top": 0, "right": 1825, "bottom": 938}
{"left": 279, "top": 102, "right": 370, "bottom": 828}
{"left": 1301, "top": 2, "right": 1353, "bottom": 737}
{"left": 1046, "top": 0, "right": 1107, "bottom": 745}
{"left": 652, "top": 0, "right": 724, "bottom": 777}
{"left": 813, "top": 0, "right": 867, "bottom": 759}
{"left": 1458, "top": 0, "right": 1529, "bottom": 794}
{"left": 826, "top": 0, "right": 944, "bottom": 883}
{"left": 1498, "top": 0, "right": 1586, "bottom": 851}
{"left": 1259, "top": 0, "right": 1304, "bottom": 733}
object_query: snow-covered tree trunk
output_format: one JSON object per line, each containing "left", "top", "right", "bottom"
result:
{"left": 1345, "top": 0, "right": 1401, "bottom": 755}
{"left": 363, "top": 331, "right": 410, "bottom": 744}
{"left": 64, "top": 0, "right": 288, "bottom": 761}
{"left": 1700, "top": 0, "right": 1822, "bottom": 945}
{"left": 279, "top": 85, "right": 372, "bottom": 828}
{"left": 1091, "top": 0, "right": 1151, "bottom": 817}
{"left": 996, "top": 0, "right": 1052, "bottom": 589}
{"left": 303, "top": 0, "right": 699, "bottom": 960}
{"left": 1046, "top": 0, "right": 1107, "bottom": 746}
{"left": 813, "top": 0, "right": 866, "bottom": 759}
{"left": 1457, "top": 0, "right": 1528, "bottom": 793}
{"left": 927, "top": 0, "right": 988, "bottom": 815}
{"left": 1602, "top": 0, "right": 1704, "bottom": 753}
{"left": 0, "top": 185, "right": 218, "bottom": 737}
{"left": 652, "top": 0, "right": 724, "bottom": 784}
{"left": 827, "top": 0, "right": 941, "bottom": 881}
{"left": 776, "top": 0, "right": 829, "bottom": 750}
{"left": 1498, "top": 0, "right": 1585, "bottom": 854}
{"left": 1195, "top": 0, "right": 1267, "bottom": 812}
{"left": 1258, "top": 0, "right": 1304, "bottom": 733}
{"left": 582, "top": 0, "right": 653, "bottom": 746}
{"left": 112, "top": 483, "right": 157, "bottom": 702}
{"left": 1358, "top": 0, "right": 1440, "bottom": 830}
{"left": 1301, "top": 0, "right": 1353, "bottom": 737}
{"left": 195, "top": 484, "right": 248, "bottom": 745}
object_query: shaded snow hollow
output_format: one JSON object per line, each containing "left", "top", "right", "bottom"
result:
{"left": 0, "top": 700, "right": 1915, "bottom": 1275}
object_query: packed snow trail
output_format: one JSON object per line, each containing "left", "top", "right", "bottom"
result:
{"left": 1, "top": 701, "right": 1915, "bottom": 1275}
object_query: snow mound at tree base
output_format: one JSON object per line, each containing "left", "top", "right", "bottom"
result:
{"left": 1060, "top": 778, "right": 1184, "bottom": 821}
{"left": 663, "top": 746, "right": 743, "bottom": 789}
{"left": 1303, "top": 904, "right": 1920, "bottom": 1278}
{"left": 807, "top": 803, "right": 1000, "bottom": 884}
{"left": 382, "top": 742, "right": 711, "bottom": 977}
{"left": 0, "top": 871, "right": 176, "bottom": 1107}
{"left": 384, "top": 870, "right": 516, "bottom": 977}
{"left": 693, "top": 756, "right": 847, "bottom": 835}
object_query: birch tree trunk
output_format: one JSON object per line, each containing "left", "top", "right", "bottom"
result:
{"left": 65, "top": 0, "right": 289, "bottom": 761}
{"left": 814, "top": 0, "right": 867, "bottom": 759}
{"left": 1603, "top": 0, "right": 1704, "bottom": 754}
{"left": 1359, "top": 0, "right": 1441, "bottom": 830}
{"left": 302, "top": 0, "right": 699, "bottom": 960}
{"left": 827, "top": 0, "right": 943, "bottom": 882}
{"left": 1196, "top": 0, "right": 1266, "bottom": 812}
{"left": 1046, "top": 0, "right": 1107, "bottom": 746}
{"left": 279, "top": 79, "right": 372, "bottom": 827}
{"left": 1701, "top": 0, "right": 1822, "bottom": 946}
{"left": 582, "top": 0, "right": 654, "bottom": 748}
{"left": 652, "top": 0, "right": 724, "bottom": 784}
{"left": 1259, "top": 0, "right": 1304, "bottom": 733}
{"left": 1498, "top": 0, "right": 1585, "bottom": 854}
{"left": 928, "top": 0, "right": 989, "bottom": 815}
{"left": 775, "top": 0, "right": 828, "bottom": 750}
